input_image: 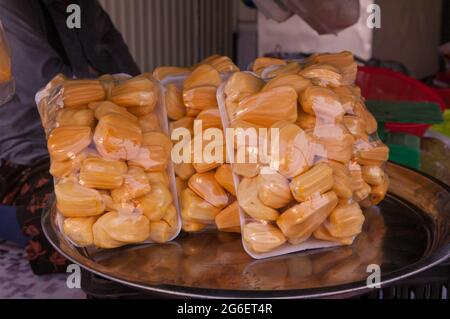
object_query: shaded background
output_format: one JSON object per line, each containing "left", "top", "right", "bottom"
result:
{"left": 98, "top": 0, "right": 447, "bottom": 78}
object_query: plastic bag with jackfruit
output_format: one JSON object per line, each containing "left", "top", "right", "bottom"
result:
{"left": 157, "top": 55, "right": 241, "bottom": 234}
{"left": 35, "top": 73, "right": 181, "bottom": 249}
{"left": 214, "top": 51, "right": 389, "bottom": 258}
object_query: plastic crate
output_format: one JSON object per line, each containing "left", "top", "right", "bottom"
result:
{"left": 434, "top": 88, "right": 450, "bottom": 108}
{"left": 356, "top": 66, "right": 446, "bottom": 136}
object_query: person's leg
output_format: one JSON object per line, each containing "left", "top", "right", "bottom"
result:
{"left": 1, "top": 158, "right": 68, "bottom": 275}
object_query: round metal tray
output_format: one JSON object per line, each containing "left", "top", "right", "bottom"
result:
{"left": 42, "top": 162, "right": 450, "bottom": 298}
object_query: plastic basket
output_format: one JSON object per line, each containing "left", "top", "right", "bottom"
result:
{"left": 434, "top": 88, "right": 450, "bottom": 109}
{"left": 356, "top": 66, "right": 446, "bottom": 136}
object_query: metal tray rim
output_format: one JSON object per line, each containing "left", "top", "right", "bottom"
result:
{"left": 42, "top": 162, "right": 450, "bottom": 299}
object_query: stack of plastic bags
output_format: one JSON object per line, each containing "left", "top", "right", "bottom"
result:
{"left": 36, "top": 52, "right": 389, "bottom": 259}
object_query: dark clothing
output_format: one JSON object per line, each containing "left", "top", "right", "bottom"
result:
{"left": 0, "top": 158, "right": 68, "bottom": 275}
{"left": 0, "top": 0, "right": 139, "bottom": 165}
{"left": 0, "top": 0, "right": 139, "bottom": 274}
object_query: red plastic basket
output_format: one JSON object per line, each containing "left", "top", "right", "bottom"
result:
{"left": 356, "top": 66, "right": 446, "bottom": 136}
{"left": 434, "top": 88, "right": 450, "bottom": 108}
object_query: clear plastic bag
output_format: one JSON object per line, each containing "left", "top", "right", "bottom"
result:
{"left": 218, "top": 52, "right": 389, "bottom": 259}
{"left": 160, "top": 55, "right": 241, "bottom": 233}
{"left": 35, "top": 73, "right": 181, "bottom": 249}
{"left": 244, "top": 207, "right": 385, "bottom": 289}
{"left": 0, "top": 20, "right": 14, "bottom": 106}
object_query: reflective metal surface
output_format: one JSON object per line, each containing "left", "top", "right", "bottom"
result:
{"left": 42, "top": 162, "right": 450, "bottom": 298}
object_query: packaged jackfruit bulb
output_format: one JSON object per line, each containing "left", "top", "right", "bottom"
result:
{"left": 37, "top": 51, "right": 389, "bottom": 258}
{"left": 36, "top": 73, "right": 181, "bottom": 249}
{"left": 160, "top": 55, "right": 240, "bottom": 233}
{"left": 215, "top": 51, "right": 389, "bottom": 258}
